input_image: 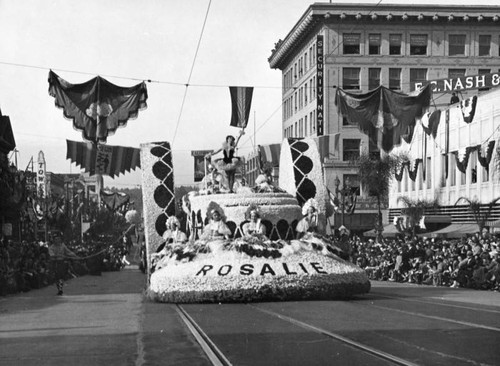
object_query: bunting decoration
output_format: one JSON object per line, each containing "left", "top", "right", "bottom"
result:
{"left": 258, "top": 143, "right": 281, "bottom": 168}
{"left": 48, "top": 70, "right": 148, "bottom": 144}
{"left": 477, "top": 140, "right": 496, "bottom": 172}
{"left": 314, "top": 133, "right": 340, "bottom": 161}
{"left": 66, "top": 139, "right": 141, "bottom": 178}
{"left": 229, "top": 86, "right": 253, "bottom": 128}
{"left": 335, "top": 85, "right": 432, "bottom": 152}
{"left": 460, "top": 96, "right": 478, "bottom": 124}
{"left": 100, "top": 190, "right": 130, "bottom": 211}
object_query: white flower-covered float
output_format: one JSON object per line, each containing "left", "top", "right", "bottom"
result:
{"left": 140, "top": 138, "right": 370, "bottom": 303}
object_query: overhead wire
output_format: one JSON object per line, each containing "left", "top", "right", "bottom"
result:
{"left": 171, "top": 0, "right": 212, "bottom": 145}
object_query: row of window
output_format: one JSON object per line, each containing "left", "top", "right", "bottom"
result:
{"left": 283, "top": 43, "right": 317, "bottom": 90}
{"left": 283, "top": 76, "right": 316, "bottom": 120}
{"left": 341, "top": 67, "right": 497, "bottom": 91}
{"left": 342, "top": 33, "right": 498, "bottom": 57}
{"left": 284, "top": 110, "right": 317, "bottom": 138}
{"left": 397, "top": 151, "right": 490, "bottom": 193}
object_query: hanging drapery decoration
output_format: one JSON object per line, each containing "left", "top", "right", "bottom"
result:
{"left": 477, "top": 140, "right": 496, "bottom": 172}
{"left": 421, "top": 110, "right": 441, "bottom": 138}
{"left": 335, "top": 85, "right": 432, "bottom": 153}
{"left": 48, "top": 70, "right": 148, "bottom": 144}
{"left": 100, "top": 190, "right": 130, "bottom": 211}
{"left": 454, "top": 146, "right": 475, "bottom": 174}
{"left": 460, "top": 95, "right": 478, "bottom": 124}
{"left": 229, "top": 86, "right": 253, "bottom": 128}
{"left": 66, "top": 139, "right": 141, "bottom": 178}
{"left": 407, "top": 159, "right": 421, "bottom": 182}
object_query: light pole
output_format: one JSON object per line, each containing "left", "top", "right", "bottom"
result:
{"left": 334, "top": 176, "right": 352, "bottom": 229}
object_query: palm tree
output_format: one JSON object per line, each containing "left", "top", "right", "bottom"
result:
{"left": 397, "top": 196, "right": 440, "bottom": 237}
{"left": 454, "top": 197, "right": 500, "bottom": 233}
{"left": 357, "top": 152, "right": 400, "bottom": 239}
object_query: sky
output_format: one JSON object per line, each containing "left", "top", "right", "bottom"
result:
{"left": 0, "top": 0, "right": 498, "bottom": 189}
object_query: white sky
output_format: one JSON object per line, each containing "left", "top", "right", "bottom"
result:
{"left": 0, "top": 0, "right": 498, "bottom": 188}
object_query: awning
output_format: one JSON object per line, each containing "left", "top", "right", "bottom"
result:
{"left": 428, "top": 223, "right": 480, "bottom": 238}
{"left": 485, "top": 219, "right": 500, "bottom": 228}
{"left": 364, "top": 224, "right": 402, "bottom": 238}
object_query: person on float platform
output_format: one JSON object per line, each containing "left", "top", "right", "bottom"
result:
{"left": 205, "top": 129, "right": 245, "bottom": 193}
{"left": 296, "top": 199, "right": 319, "bottom": 239}
{"left": 200, "top": 209, "right": 232, "bottom": 241}
{"left": 242, "top": 206, "right": 267, "bottom": 238}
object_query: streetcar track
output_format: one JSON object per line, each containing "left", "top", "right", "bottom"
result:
{"left": 371, "top": 293, "right": 500, "bottom": 314}
{"left": 248, "top": 304, "right": 419, "bottom": 366}
{"left": 365, "top": 303, "right": 500, "bottom": 332}
{"left": 176, "top": 305, "right": 231, "bottom": 366}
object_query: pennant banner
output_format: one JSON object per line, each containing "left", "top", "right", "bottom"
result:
{"left": 49, "top": 70, "right": 148, "bottom": 144}
{"left": 66, "top": 140, "right": 141, "bottom": 178}
{"left": 335, "top": 85, "right": 432, "bottom": 153}
{"left": 229, "top": 86, "right": 253, "bottom": 128}
{"left": 258, "top": 143, "right": 281, "bottom": 167}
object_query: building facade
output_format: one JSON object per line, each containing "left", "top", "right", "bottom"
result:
{"left": 269, "top": 3, "right": 500, "bottom": 232}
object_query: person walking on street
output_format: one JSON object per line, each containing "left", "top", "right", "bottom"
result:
{"left": 48, "top": 233, "right": 79, "bottom": 295}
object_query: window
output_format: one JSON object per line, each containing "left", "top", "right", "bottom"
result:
{"left": 441, "top": 154, "right": 447, "bottom": 188}
{"left": 304, "top": 82, "right": 308, "bottom": 104}
{"left": 304, "top": 52, "right": 308, "bottom": 71}
{"left": 479, "top": 35, "right": 491, "bottom": 56}
{"left": 368, "top": 34, "right": 381, "bottom": 55}
{"left": 343, "top": 33, "right": 360, "bottom": 54}
{"left": 478, "top": 69, "right": 490, "bottom": 91}
{"left": 449, "top": 154, "right": 456, "bottom": 187}
{"left": 482, "top": 156, "right": 489, "bottom": 182}
{"left": 304, "top": 115, "right": 308, "bottom": 136}
{"left": 448, "top": 68, "right": 466, "bottom": 79}
{"left": 410, "top": 68, "right": 427, "bottom": 86}
{"left": 389, "top": 68, "right": 401, "bottom": 90}
{"left": 343, "top": 68, "right": 360, "bottom": 90}
{"left": 343, "top": 139, "right": 360, "bottom": 161}
{"left": 426, "top": 157, "right": 431, "bottom": 189}
{"left": 410, "top": 34, "right": 427, "bottom": 55}
{"left": 389, "top": 34, "right": 402, "bottom": 55}
{"left": 294, "top": 122, "right": 297, "bottom": 137}
{"left": 368, "top": 139, "right": 379, "bottom": 159}
{"left": 449, "top": 34, "right": 466, "bottom": 56}
{"left": 471, "top": 150, "right": 477, "bottom": 184}
{"left": 368, "top": 68, "right": 381, "bottom": 90}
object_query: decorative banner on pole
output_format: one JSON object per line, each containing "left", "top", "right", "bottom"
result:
{"left": 191, "top": 150, "right": 213, "bottom": 182}
{"left": 316, "top": 35, "right": 324, "bottom": 136}
{"left": 66, "top": 140, "right": 141, "bottom": 178}
{"left": 48, "top": 70, "right": 148, "bottom": 144}
{"left": 258, "top": 144, "right": 281, "bottom": 167}
{"left": 36, "top": 151, "right": 46, "bottom": 198}
{"left": 229, "top": 86, "right": 253, "bottom": 128}
{"left": 314, "top": 133, "right": 340, "bottom": 161}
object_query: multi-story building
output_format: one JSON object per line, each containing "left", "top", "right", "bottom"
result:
{"left": 269, "top": 3, "right": 500, "bottom": 233}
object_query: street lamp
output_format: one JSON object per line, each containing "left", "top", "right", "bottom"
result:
{"left": 334, "top": 175, "right": 352, "bottom": 228}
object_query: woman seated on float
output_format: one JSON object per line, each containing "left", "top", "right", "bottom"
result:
{"left": 154, "top": 217, "right": 187, "bottom": 256}
{"left": 200, "top": 209, "right": 232, "bottom": 242}
{"left": 242, "top": 206, "right": 267, "bottom": 239}
{"left": 205, "top": 130, "right": 245, "bottom": 193}
{"left": 296, "top": 198, "right": 319, "bottom": 239}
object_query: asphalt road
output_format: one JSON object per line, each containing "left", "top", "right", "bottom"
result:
{"left": 0, "top": 267, "right": 499, "bottom": 365}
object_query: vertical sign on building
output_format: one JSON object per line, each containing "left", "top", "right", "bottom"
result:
{"left": 316, "top": 35, "right": 324, "bottom": 136}
{"left": 36, "top": 151, "right": 46, "bottom": 198}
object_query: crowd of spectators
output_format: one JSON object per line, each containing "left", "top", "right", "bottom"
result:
{"left": 349, "top": 231, "right": 500, "bottom": 291}
{"left": 0, "top": 235, "right": 131, "bottom": 296}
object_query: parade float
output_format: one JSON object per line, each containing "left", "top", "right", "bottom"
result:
{"left": 140, "top": 137, "right": 370, "bottom": 303}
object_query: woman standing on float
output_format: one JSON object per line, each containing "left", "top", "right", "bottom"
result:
{"left": 206, "top": 130, "right": 245, "bottom": 193}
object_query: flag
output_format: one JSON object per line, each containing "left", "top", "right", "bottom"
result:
{"left": 327, "top": 188, "right": 339, "bottom": 213}
{"left": 315, "top": 133, "right": 340, "bottom": 161}
{"left": 229, "top": 86, "right": 253, "bottom": 128}
{"left": 258, "top": 144, "right": 281, "bottom": 168}
{"left": 335, "top": 85, "right": 432, "bottom": 153}
{"left": 66, "top": 140, "right": 141, "bottom": 178}
{"left": 49, "top": 70, "right": 148, "bottom": 144}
